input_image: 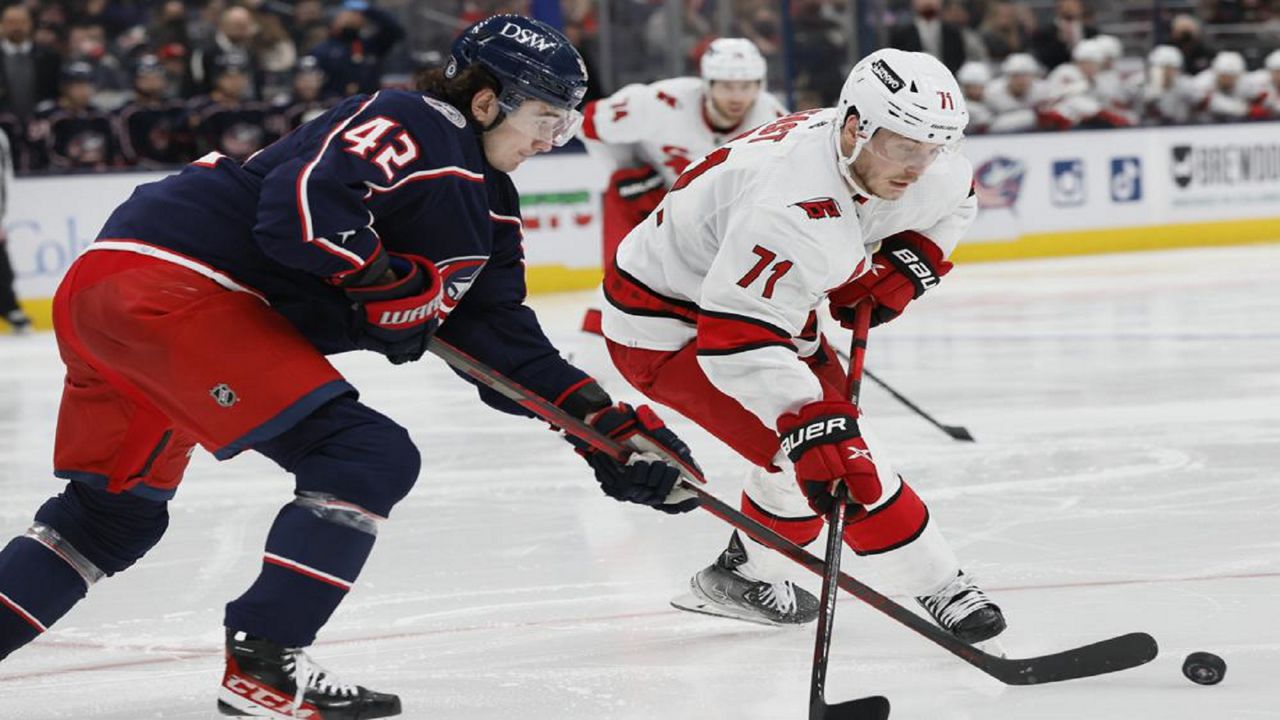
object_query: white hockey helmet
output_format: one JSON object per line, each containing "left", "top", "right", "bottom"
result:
{"left": 1094, "top": 35, "right": 1123, "bottom": 62}
{"left": 1000, "top": 53, "right": 1041, "bottom": 76}
{"left": 1211, "top": 51, "right": 1246, "bottom": 76}
{"left": 1148, "top": 44, "right": 1184, "bottom": 68}
{"left": 1072, "top": 39, "right": 1105, "bottom": 65}
{"left": 1267, "top": 49, "right": 1280, "bottom": 71}
{"left": 957, "top": 61, "right": 992, "bottom": 86}
{"left": 700, "top": 38, "right": 767, "bottom": 82}
{"left": 834, "top": 49, "right": 967, "bottom": 188}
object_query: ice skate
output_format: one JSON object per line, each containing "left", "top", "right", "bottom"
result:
{"left": 671, "top": 531, "right": 818, "bottom": 626}
{"left": 218, "top": 629, "right": 401, "bottom": 719}
{"left": 4, "top": 309, "right": 31, "bottom": 334}
{"left": 916, "top": 570, "right": 1006, "bottom": 643}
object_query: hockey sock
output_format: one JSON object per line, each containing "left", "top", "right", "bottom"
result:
{"left": 224, "top": 496, "right": 379, "bottom": 647}
{"left": 0, "top": 526, "right": 103, "bottom": 660}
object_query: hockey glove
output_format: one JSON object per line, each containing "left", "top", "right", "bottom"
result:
{"left": 562, "top": 388, "right": 701, "bottom": 514}
{"left": 345, "top": 253, "right": 443, "bottom": 365}
{"left": 829, "top": 233, "right": 952, "bottom": 328}
{"left": 777, "top": 401, "right": 882, "bottom": 514}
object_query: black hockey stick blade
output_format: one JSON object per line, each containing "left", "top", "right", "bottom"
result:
{"left": 943, "top": 424, "right": 976, "bottom": 442}
{"left": 813, "top": 695, "right": 891, "bottom": 720}
{"left": 425, "top": 339, "right": 1159, "bottom": 686}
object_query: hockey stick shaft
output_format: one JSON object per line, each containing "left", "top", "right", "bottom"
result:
{"left": 809, "top": 304, "right": 889, "bottom": 720}
{"left": 863, "top": 369, "right": 974, "bottom": 442}
{"left": 426, "top": 338, "right": 1157, "bottom": 685}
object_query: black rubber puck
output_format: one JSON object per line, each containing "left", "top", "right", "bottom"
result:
{"left": 1182, "top": 651, "right": 1226, "bottom": 685}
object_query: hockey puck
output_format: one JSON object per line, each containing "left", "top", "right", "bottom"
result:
{"left": 1182, "top": 651, "right": 1226, "bottom": 685}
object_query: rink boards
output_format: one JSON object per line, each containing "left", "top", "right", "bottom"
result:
{"left": 5, "top": 120, "right": 1279, "bottom": 328}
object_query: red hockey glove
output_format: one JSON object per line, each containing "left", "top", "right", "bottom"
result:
{"left": 345, "top": 253, "right": 442, "bottom": 365}
{"left": 563, "top": 384, "right": 702, "bottom": 515}
{"left": 777, "top": 401, "right": 881, "bottom": 514}
{"left": 830, "top": 233, "right": 952, "bottom": 328}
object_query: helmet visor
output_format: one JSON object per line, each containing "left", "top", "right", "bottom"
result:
{"left": 499, "top": 92, "right": 583, "bottom": 147}
{"left": 863, "top": 129, "right": 946, "bottom": 170}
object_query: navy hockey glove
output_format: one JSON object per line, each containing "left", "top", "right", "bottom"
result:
{"left": 344, "top": 253, "right": 443, "bottom": 365}
{"left": 561, "top": 384, "right": 701, "bottom": 514}
{"left": 830, "top": 233, "right": 952, "bottom": 328}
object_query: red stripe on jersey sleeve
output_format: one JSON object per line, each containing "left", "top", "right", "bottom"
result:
{"left": 696, "top": 311, "right": 793, "bottom": 355}
{"left": 603, "top": 266, "right": 699, "bottom": 324}
{"left": 581, "top": 100, "right": 601, "bottom": 140}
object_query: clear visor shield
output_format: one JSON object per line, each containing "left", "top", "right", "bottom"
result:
{"left": 861, "top": 130, "right": 947, "bottom": 170}
{"left": 499, "top": 92, "right": 583, "bottom": 147}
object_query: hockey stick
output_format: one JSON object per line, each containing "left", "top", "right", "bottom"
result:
{"left": 809, "top": 304, "right": 891, "bottom": 720}
{"left": 831, "top": 343, "right": 974, "bottom": 441}
{"left": 426, "top": 338, "right": 1159, "bottom": 685}
{"left": 865, "top": 369, "right": 975, "bottom": 442}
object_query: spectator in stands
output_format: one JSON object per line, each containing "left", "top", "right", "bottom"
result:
{"left": 791, "top": 0, "right": 846, "bottom": 107}
{"left": 66, "top": 22, "right": 129, "bottom": 103}
{"left": 187, "top": 52, "right": 273, "bottom": 161}
{"left": 943, "top": 2, "right": 990, "bottom": 63}
{"left": 30, "top": 61, "right": 118, "bottom": 171}
{"left": 287, "top": 0, "right": 330, "bottom": 55}
{"left": 0, "top": 127, "right": 30, "bottom": 333}
{"left": 244, "top": 0, "right": 298, "bottom": 95}
{"left": 149, "top": 1, "right": 191, "bottom": 50}
{"left": 270, "top": 55, "right": 336, "bottom": 132}
{"left": 888, "top": 0, "right": 970, "bottom": 72}
{"left": 1030, "top": 0, "right": 1097, "bottom": 71}
{"left": 115, "top": 55, "right": 191, "bottom": 168}
{"left": 191, "top": 6, "right": 264, "bottom": 99}
{"left": 156, "top": 42, "right": 194, "bottom": 99}
{"left": 1170, "top": 14, "right": 1214, "bottom": 76}
{"left": 0, "top": 5, "right": 61, "bottom": 121}
{"left": 979, "top": 2, "right": 1033, "bottom": 61}
{"left": 309, "top": 0, "right": 405, "bottom": 97}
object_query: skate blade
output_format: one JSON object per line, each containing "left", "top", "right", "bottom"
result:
{"left": 669, "top": 593, "right": 799, "bottom": 628}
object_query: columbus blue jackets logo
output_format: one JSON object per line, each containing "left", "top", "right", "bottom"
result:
{"left": 791, "top": 197, "right": 842, "bottom": 219}
{"left": 210, "top": 383, "right": 238, "bottom": 408}
{"left": 973, "top": 156, "right": 1026, "bottom": 210}
{"left": 436, "top": 256, "right": 488, "bottom": 313}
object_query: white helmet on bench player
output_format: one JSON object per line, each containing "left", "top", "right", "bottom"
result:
{"left": 834, "top": 49, "right": 967, "bottom": 186}
{"left": 701, "top": 38, "right": 767, "bottom": 83}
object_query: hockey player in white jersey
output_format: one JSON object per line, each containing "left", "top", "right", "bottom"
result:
{"left": 599, "top": 48, "right": 1006, "bottom": 642}
{"left": 1042, "top": 39, "right": 1134, "bottom": 128}
{"left": 956, "top": 61, "right": 993, "bottom": 133}
{"left": 1190, "top": 51, "right": 1270, "bottom": 122}
{"left": 985, "top": 53, "right": 1050, "bottom": 133}
{"left": 1140, "top": 45, "right": 1198, "bottom": 124}
{"left": 578, "top": 38, "right": 786, "bottom": 333}
{"left": 1242, "top": 49, "right": 1280, "bottom": 118}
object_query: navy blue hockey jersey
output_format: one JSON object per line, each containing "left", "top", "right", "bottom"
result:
{"left": 97, "top": 89, "right": 588, "bottom": 416}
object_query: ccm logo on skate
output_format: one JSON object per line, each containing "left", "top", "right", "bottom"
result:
{"left": 791, "top": 197, "right": 842, "bottom": 220}
{"left": 889, "top": 248, "right": 941, "bottom": 289}
{"left": 780, "top": 416, "right": 854, "bottom": 457}
{"left": 500, "top": 22, "right": 554, "bottom": 51}
{"left": 224, "top": 676, "right": 319, "bottom": 718}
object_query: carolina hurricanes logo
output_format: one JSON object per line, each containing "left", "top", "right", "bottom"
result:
{"left": 791, "top": 197, "right": 842, "bottom": 220}
{"left": 435, "top": 257, "right": 487, "bottom": 313}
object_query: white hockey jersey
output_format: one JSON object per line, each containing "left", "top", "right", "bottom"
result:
{"left": 601, "top": 108, "right": 977, "bottom": 428}
{"left": 984, "top": 76, "right": 1050, "bottom": 133}
{"left": 580, "top": 76, "right": 787, "bottom": 186}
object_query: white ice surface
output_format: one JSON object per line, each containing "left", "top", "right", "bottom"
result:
{"left": 0, "top": 244, "right": 1277, "bottom": 719}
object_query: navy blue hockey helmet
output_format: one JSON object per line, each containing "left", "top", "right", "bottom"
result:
{"left": 447, "top": 15, "right": 587, "bottom": 145}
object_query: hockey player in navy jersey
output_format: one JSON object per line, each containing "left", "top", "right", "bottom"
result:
{"left": 0, "top": 15, "right": 699, "bottom": 719}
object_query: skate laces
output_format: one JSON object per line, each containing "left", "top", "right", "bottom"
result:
{"left": 282, "top": 648, "right": 359, "bottom": 713}
{"left": 756, "top": 581, "right": 799, "bottom": 615}
{"left": 919, "top": 573, "right": 993, "bottom": 629}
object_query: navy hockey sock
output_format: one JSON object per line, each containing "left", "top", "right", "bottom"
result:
{"left": 0, "top": 531, "right": 95, "bottom": 660}
{"left": 224, "top": 499, "right": 377, "bottom": 647}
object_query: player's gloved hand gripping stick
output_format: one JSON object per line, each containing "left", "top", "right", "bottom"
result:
{"left": 425, "top": 338, "right": 1159, "bottom": 688}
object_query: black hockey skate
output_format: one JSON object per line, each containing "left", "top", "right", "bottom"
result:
{"left": 916, "top": 570, "right": 1006, "bottom": 643}
{"left": 672, "top": 531, "right": 819, "bottom": 626}
{"left": 218, "top": 629, "right": 401, "bottom": 719}
{"left": 3, "top": 309, "right": 31, "bottom": 334}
